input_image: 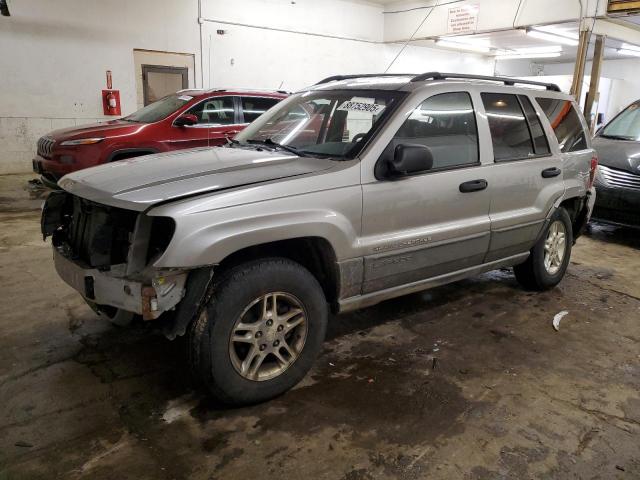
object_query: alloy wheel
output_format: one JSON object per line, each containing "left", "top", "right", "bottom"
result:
{"left": 543, "top": 220, "right": 567, "bottom": 275}
{"left": 229, "top": 292, "right": 308, "bottom": 381}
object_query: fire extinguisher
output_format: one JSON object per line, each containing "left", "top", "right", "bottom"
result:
{"left": 106, "top": 91, "right": 117, "bottom": 113}
{"left": 102, "top": 70, "right": 121, "bottom": 116}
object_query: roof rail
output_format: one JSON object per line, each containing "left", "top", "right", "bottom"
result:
{"left": 315, "top": 73, "right": 416, "bottom": 85}
{"left": 410, "top": 72, "right": 561, "bottom": 92}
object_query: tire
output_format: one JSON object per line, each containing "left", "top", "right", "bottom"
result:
{"left": 189, "top": 258, "right": 328, "bottom": 405}
{"left": 514, "top": 208, "right": 573, "bottom": 291}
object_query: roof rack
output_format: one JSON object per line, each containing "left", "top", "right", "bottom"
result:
{"left": 410, "top": 72, "right": 561, "bottom": 92}
{"left": 314, "top": 72, "right": 561, "bottom": 92}
{"left": 315, "top": 73, "right": 416, "bottom": 85}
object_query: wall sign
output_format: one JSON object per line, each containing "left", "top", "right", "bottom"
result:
{"left": 447, "top": 4, "right": 479, "bottom": 34}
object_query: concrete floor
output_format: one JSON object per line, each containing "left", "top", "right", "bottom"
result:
{"left": 1, "top": 173, "right": 639, "bottom": 480}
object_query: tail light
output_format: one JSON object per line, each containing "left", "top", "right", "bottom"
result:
{"left": 588, "top": 155, "right": 598, "bottom": 188}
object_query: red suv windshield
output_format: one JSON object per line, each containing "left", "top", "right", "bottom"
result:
{"left": 124, "top": 94, "right": 193, "bottom": 123}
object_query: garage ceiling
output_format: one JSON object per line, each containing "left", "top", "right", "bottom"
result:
{"left": 408, "top": 20, "right": 640, "bottom": 63}
{"left": 364, "top": 0, "right": 640, "bottom": 64}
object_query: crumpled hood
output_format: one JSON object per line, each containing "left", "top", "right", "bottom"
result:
{"left": 593, "top": 136, "right": 640, "bottom": 173}
{"left": 48, "top": 120, "right": 141, "bottom": 141}
{"left": 59, "top": 147, "right": 334, "bottom": 211}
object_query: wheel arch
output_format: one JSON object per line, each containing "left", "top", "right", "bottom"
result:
{"left": 217, "top": 236, "right": 341, "bottom": 307}
{"left": 557, "top": 194, "right": 590, "bottom": 240}
{"left": 161, "top": 237, "right": 341, "bottom": 340}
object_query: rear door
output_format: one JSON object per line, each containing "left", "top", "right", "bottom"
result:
{"left": 480, "top": 91, "right": 563, "bottom": 262}
{"left": 360, "top": 90, "right": 492, "bottom": 294}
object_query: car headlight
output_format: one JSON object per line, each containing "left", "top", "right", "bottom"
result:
{"left": 60, "top": 137, "right": 104, "bottom": 146}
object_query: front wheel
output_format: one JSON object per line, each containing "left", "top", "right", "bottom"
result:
{"left": 514, "top": 208, "right": 573, "bottom": 291}
{"left": 189, "top": 258, "right": 328, "bottom": 405}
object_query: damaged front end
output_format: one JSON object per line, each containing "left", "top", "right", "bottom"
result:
{"left": 41, "top": 190, "right": 187, "bottom": 321}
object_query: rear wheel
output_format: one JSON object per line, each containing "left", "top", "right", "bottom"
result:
{"left": 514, "top": 208, "right": 573, "bottom": 291}
{"left": 189, "top": 258, "right": 328, "bottom": 405}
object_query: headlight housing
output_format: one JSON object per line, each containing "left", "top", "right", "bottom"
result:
{"left": 60, "top": 137, "right": 104, "bottom": 146}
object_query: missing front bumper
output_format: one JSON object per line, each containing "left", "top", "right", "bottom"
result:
{"left": 53, "top": 249, "right": 187, "bottom": 320}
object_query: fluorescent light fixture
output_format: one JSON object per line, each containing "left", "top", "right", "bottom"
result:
{"left": 533, "top": 25, "right": 578, "bottom": 38}
{"left": 512, "top": 45, "right": 562, "bottom": 54}
{"left": 526, "top": 29, "right": 579, "bottom": 46}
{"left": 435, "top": 39, "right": 490, "bottom": 53}
{"left": 617, "top": 48, "right": 640, "bottom": 57}
{"left": 495, "top": 52, "right": 562, "bottom": 60}
{"left": 620, "top": 42, "right": 640, "bottom": 52}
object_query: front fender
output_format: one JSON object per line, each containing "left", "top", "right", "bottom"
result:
{"left": 149, "top": 189, "right": 362, "bottom": 268}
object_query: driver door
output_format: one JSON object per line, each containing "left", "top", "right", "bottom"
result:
{"left": 170, "top": 96, "right": 238, "bottom": 149}
{"left": 360, "top": 91, "right": 492, "bottom": 294}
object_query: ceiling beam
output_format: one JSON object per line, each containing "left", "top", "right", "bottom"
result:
{"left": 592, "top": 17, "right": 640, "bottom": 44}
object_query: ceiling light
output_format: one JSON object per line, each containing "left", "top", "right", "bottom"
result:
{"left": 620, "top": 43, "right": 640, "bottom": 52}
{"left": 513, "top": 45, "right": 562, "bottom": 54}
{"left": 533, "top": 25, "right": 578, "bottom": 38}
{"left": 495, "top": 52, "right": 562, "bottom": 60}
{"left": 617, "top": 48, "right": 640, "bottom": 57}
{"left": 526, "top": 29, "right": 579, "bottom": 47}
{"left": 435, "top": 39, "right": 490, "bottom": 53}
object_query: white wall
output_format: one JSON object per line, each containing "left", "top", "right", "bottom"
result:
{"left": 201, "top": 23, "right": 493, "bottom": 92}
{"left": 0, "top": 0, "right": 494, "bottom": 174}
{"left": 0, "top": 0, "right": 200, "bottom": 173}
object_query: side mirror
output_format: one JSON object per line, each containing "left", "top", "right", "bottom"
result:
{"left": 174, "top": 113, "right": 198, "bottom": 127}
{"left": 388, "top": 144, "right": 433, "bottom": 177}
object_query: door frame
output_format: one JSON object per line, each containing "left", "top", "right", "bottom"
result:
{"left": 142, "top": 64, "right": 189, "bottom": 106}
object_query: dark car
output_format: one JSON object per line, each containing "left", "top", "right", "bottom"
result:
{"left": 33, "top": 89, "right": 288, "bottom": 187}
{"left": 592, "top": 100, "right": 640, "bottom": 228}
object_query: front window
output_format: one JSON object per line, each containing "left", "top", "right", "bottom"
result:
{"left": 186, "top": 96, "right": 236, "bottom": 125}
{"left": 124, "top": 94, "right": 192, "bottom": 123}
{"left": 234, "top": 90, "right": 405, "bottom": 158}
{"left": 392, "top": 92, "right": 479, "bottom": 170}
{"left": 601, "top": 101, "right": 640, "bottom": 141}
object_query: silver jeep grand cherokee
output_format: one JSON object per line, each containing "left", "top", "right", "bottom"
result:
{"left": 42, "top": 73, "right": 597, "bottom": 404}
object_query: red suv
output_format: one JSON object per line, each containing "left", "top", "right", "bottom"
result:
{"left": 33, "top": 89, "right": 288, "bottom": 186}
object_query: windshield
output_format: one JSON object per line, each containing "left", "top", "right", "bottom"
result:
{"left": 601, "top": 102, "right": 640, "bottom": 140}
{"left": 234, "top": 90, "right": 405, "bottom": 158}
{"left": 124, "top": 94, "right": 193, "bottom": 123}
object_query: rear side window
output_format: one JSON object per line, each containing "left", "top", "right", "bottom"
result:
{"left": 392, "top": 92, "right": 479, "bottom": 170}
{"left": 536, "top": 98, "right": 588, "bottom": 152}
{"left": 242, "top": 97, "right": 280, "bottom": 123}
{"left": 481, "top": 93, "right": 535, "bottom": 161}
{"left": 519, "top": 95, "right": 550, "bottom": 155}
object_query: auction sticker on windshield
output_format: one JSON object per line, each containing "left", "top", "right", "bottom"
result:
{"left": 337, "top": 100, "right": 385, "bottom": 115}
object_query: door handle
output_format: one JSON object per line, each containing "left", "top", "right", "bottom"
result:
{"left": 541, "top": 167, "right": 562, "bottom": 178}
{"left": 459, "top": 179, "right": 488, "bottom": 193}
{"left": 224, "top": 130, "right": 240, "bottom": 136}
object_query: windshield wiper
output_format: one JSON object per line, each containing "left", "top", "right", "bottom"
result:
{"left": 247, "top": 139, "right": 306, "bottom": 157}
